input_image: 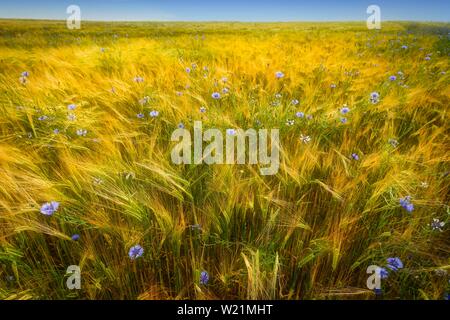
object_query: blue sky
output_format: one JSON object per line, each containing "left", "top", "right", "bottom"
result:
{"left": 0, "top": 0, "right": 449, "bottom": 21}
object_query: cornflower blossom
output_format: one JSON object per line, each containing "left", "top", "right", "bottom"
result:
{"left": 149, "top": 110, "right": 159, "bottom": 117}
{"left": 399, "top": 196, "right": 414, "bottom": 212}
{"left": 386, "top": 257, "right": 404, "bottom": 272}
{"left": 211, "top": 92, "right": 221, "bottom": 99}
{"left": 40, "top": 201, "right": 60, "bottom": 216}
{"left": 430, "top": 218, "right": 445, "bottom": 231}
{"left": 200, "top": 271, "right": 209, "bottom": 285}
{"left": 275, "top": 71, "right": 284, "bottom": 79}
{"left": 128, "top": 245, "right": 144, "bottom": 260}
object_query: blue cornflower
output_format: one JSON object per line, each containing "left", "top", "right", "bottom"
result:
{"left": 399, "top": 196, "right": 414, "bottom": 212}
{"left": 199, "top": 106, "right": 206, "bottom": 113}
{"left": 378, "top": 267, "right": 389, "bottom": 279}
{"left": 76, "top": 129, "right": 87, "bottom": 136}
{"left": 425, "top": 56, "right": 431, "bottom": 61}
{"left": 340, "top": 106, "right": 350, "bottom": 114}
{"left": 226, "top": 129, "right": 236, "bottom": 136}
{"left": 211, "top": 92, "right": 221, "bottom": 99}
{"left": 38, "top": 115, "right": 48, "bottom": 121}
{"left": 67, "top": 104, "right": 76, "bottom": 110}
{"left": 340, "top": 117, "right": 347, "bottom": 124}
{"left": 275, "top": 71, "right": 285, "bottom": 79}
{"left": 137, "top": 113, "right": 144, "bottom": 119}
{"left": 295, "top": 111, "right": 304, "bottom": 118}
{"left": 430, "top": 218, "right": 445, "bottom": 232}
{"left": 185, "top": 67, "right": 191, "bottom": 74}
{"left": 200, "top": 271, "right": 209, "bottom": 285}
{"left": 71, "top": 234, "right": 80, "bottom": 241}
{"left": 351, "top": 153, "right": 359, "bottom": 160}
{"left": 222, "top": 87, "right": 230, "bottom": 94}
{"left": 53, "top": 128, "right": 60, "bottom": 134}
{"left": 128, "top": 245, "right": 144, "bottom": 260}
{"left": 21, "top": 71, "right": 30, "bottom": 77}
{"left": 370, "top": 92, "right": 380, "bottom": 104}
{"left": 386, "top": 257, "right": 403, "bottom": 272}
{"left": 149, "top": 110, "right": 159, "bottom": 118}
{"left": 389, "top": 75, "right": 397, "bottom": 81}
{"left": 401, "top": 45, "right": 408, "bottom": 49}
{"left": 178, "top": 123, "right": 185, "bottom": 129}
{"left": 40, "top": 201, "right": 60, "bottom": 216}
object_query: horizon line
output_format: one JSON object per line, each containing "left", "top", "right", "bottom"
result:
{"left": 0, "top": 18, "right": 449, "bottom": 23}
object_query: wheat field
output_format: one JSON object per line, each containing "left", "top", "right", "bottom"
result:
{"left": 0, "top": 20, "right": 449, "bottom": 300}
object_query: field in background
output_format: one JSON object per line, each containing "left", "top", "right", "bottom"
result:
{"left": 0, "top": 20, "right": 449, "bottom": 300}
